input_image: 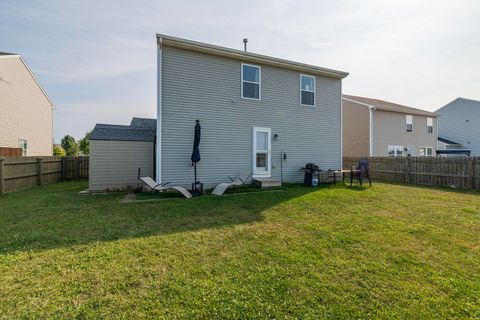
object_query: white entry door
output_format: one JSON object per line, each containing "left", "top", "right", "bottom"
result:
{"left": 253, "top": 127, "right": 271, "bottom": 177}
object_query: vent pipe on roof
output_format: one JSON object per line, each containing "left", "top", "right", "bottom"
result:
{"left": 243, "top": 38, "right": 248, "bottom": 52}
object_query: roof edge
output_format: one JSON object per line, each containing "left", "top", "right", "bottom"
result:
{"left": 17, "top": 56, "right": 55, "bottom": 110}
{"left": 156, "top": 34, "right": 349, "bottom": 79}
{"left": 343, "top": 95, "right": 438, "bottom": 117}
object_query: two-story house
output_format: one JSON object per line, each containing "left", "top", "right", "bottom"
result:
{"left": 154, "top": 34, "right": 349, "bottom": 187}
{"left": 436, "top": 97, "right": 480, "bottom": 156}
{"left": 0, "top": 52, "right": 54, "bottom": 156}
{"left": 342, "top": 95, "right": 438, "bottom": 157}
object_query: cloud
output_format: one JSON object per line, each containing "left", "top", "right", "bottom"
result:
{"left": 2, "top": 0, "right": 480, "bottom": 141}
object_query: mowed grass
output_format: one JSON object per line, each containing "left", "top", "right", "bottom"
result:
{"left": 0, "top": 181, "right": 479, "bottom": 319}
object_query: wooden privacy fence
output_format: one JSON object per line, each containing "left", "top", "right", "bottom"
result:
{"left": 0, "top": 156, "right": 89, "bottom": 194}
{"left": 343, "top": 157, "right": 480, "bottom": 190}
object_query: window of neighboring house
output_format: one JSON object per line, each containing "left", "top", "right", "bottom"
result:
{"left": 406, "top": 115, "right": 413, "bottom": 132}
{"left": 241, "top": 63, "right": 260, "bottom": 100}
{"left": 19, "top": 139, "right": 27, "bottom": 156}
{"left": 388, "top": 145, "right": 403, "bottom": 157}
{"left": 300, "top": 74, "right": 315, "bottom": 106}
{"left": 427, "top": 117, "right": 433, "bottom": 134}
{"left": 420, "top": 147, "right": 434, "bottom": 157}
{"left": 405, "top": 146, "right": 414, "bottom": 157}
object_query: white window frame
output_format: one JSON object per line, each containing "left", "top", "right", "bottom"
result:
{"left": 252, "top": 127, "right": 271, "bottom": 177}
{"left": 419, "top": 147, "right": 434, "bottom": 157}
{"left": 406, "top": 115, "right": 413, "bottom": 132}
{"left": 300, "top": 74, "right": 316, "bottom": 107}
{"left": 241, "top": 63, "right": 261, "bottom": 100}
{"left": 18, "top": 138, "right": 27, "bottom": 156}
{"left": 388, "top": 145, "right": 403, "bottom": 157}
{"left": 427, "top": 117, "right": 433, "bottom": 134}
{"left": 405, "top": 145, "right": 414, "bottom": 157}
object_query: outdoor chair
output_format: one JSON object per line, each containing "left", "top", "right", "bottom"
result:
{"left": 140, "top": 177, "right": 192, "bottom": 198}
{"left": 350, "top": 159, "right": 372, "bottom": 187}
{"left": 211, "top": 172, "right": 251, "bottom": 196}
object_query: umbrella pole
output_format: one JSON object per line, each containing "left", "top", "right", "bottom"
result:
{"left": 194, "top": 162, "right": 197, "bottom": 187}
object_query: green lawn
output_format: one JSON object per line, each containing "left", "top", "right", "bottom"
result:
{"left": 0, "top": 181, "right": 479, "bottom": 319}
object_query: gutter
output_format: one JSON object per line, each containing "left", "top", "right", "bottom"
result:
{"left": 156, "top": 34, "right": 349, "bottom": 79}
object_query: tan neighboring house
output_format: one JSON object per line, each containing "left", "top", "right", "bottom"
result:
{"left": 342, "top": 95, "right": 438, "bottom": 157}
{"left": 0, "top": 52, "right": 54, "bottom": 156}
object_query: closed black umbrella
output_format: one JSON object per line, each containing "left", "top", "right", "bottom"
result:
{"left": 191, "top": 120, "right": 201, "bottom": 191}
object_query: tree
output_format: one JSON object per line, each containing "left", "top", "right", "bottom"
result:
{"left": 61, "top": 135, "right": 78, "bottom": 157}
{"left": 53, "top": 145, "right": 66, "bottom": 156}
{"left": 79, "top": 131, "right": 91, "bottom": 156}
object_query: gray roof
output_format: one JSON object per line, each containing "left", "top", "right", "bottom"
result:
{"left": 438, "top": 137, "right": 461, "bottom": 145}
{"left": 0, "top": 52, "right": 18, "bottom": 56}
{"left": 343, "top": 94, "right": 437, "bottom": 117}
{"left": 130, "top": 117, "right": 157, "bottom": 129}
{"left": 90, "top": 123, "right": 155, "bottom": 142}
{"left": 157, "top": 34, "right": 349, "bottom": 79}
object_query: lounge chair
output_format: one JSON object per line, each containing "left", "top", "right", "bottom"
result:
{"left": 211, "top": 172, "right": 251, "bottom": 196}
{"left": 140, "top": 177, "right": 192, "bottom": 198}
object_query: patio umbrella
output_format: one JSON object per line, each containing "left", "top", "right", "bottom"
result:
{"left": 191, "top": 119, "right": 201, "bottom": 185}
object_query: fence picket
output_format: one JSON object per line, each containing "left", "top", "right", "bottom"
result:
{"left": 344, "top": 157, "right": 480, "bottom": 190}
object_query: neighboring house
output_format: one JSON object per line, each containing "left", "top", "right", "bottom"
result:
{"left": 89, "top": 117, "right": 155, "bottom": 191}
{"left": 89, "top": 35, "right": 349, "bottom": 191}
{"left": 436, "top": 137, "right": 471, "bottom": 157}
{"left": 0, "top": 52, "right": 54, "bottom": 156}
{"left": 342, "top": 95, "right": 438, "bottom": 157}
{"left": 436, "top": 97, "right": 480, "bottom": 156}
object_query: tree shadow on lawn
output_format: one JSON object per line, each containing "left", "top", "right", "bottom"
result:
{"left": 0, "top": 182, "right": 321, "bottom": 254}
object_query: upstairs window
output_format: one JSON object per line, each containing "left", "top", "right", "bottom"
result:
{"left": 19, "top": 139, "right": 27, "bottom": 156}
{"left": 427, "top": 117, "right": 433, "bottom": 134}
{"left": 300, "top": 74, "right": 315, "bottom": 106}
{"left": 406, "top": 115, "right": 413, "bottom": 132}
{"left": 241, "top": 64, "right": 260, "bottom": 100}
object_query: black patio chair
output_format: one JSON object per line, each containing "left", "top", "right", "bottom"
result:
{"left": 350, "top": 158, "right": 372, "bottom": 187}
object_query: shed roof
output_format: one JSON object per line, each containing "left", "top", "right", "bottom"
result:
{"left": 157, "top": 34, "right": 349, "bottom": 79}
{"left": 90, "top": 124, "right": 155, "bottom": 142}
{"left": 438, "top": 137, "right": 462, "bottom": 145}
{"left": 343, "top": 95, "right": 437, "bottom": 117}
{"left": 130, "top": 117, "right": 157, "bottom": 129}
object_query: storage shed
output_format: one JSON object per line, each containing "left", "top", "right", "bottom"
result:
{"left": 89, "top": 118, "right": 156, "bottom": 191}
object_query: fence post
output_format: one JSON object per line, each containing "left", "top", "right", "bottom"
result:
{"left": 0, "top": 158, "right": 4, "bottom": 195}
{"left": 61, "top": 157, "right": 66, "bottom": 180}
{"left": 405, "top": 157, "right": 411, "bottom": 184}
{"left": 37, "top": 158, "right": 43, "bottom": 186}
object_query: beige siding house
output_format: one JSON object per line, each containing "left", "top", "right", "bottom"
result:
{"left": 343, "top": 95, "right": 438, "bottom": 157}
{"left": 0, "top": 52, "right": 54, "bottom": 156}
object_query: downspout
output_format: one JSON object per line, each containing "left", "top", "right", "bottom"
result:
{"left": 156, "top": 36, "right": 163, "bottom": 183}
{"left": 369, "top": 106, "right": 376, "bottom": 156}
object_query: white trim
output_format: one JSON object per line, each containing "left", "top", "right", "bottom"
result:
{"left": 419, "top": 146, "right": 434, "bottom": 157}
{"left": 406, "top": 114, "right": 413, "bottom": 132}
{"left": 18, "top": 56, "right": 55, "bottom": 110}
{"left": 252, "top": 127, "right": 271, "bottom": 177}
{"left": 241, "top": 63, "right": 261, "bottom": 100}
{"left": 340, "top": 81, "right": 343, "bottom": 170}
{"left": 387, "top": 145, "right": 403, "bottom": 157}
{"left": 369, "top": 107, "right": 374, "bottom": 156}
{"left": 299, "top": 74, "right": 315, "bottom": 107}
{"left": 156, "top": 38, "right": 163, "bottom": 183}
{"left": 18, "top": 138, "right": 28, "bottom": 156}
{"left": 426, "top": 116, "right": 434, "bottom": 134}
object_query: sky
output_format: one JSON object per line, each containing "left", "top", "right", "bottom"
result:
{"left": 1, "top": 0, "right": 479, "bottom": 142}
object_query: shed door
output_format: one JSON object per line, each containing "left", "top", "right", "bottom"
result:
{"left": 253, "top": 127, "right": 271, "bottom": 177}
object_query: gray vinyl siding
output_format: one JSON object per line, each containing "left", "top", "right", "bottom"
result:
{"left": 89, "top": 140, "right": 153, "bottom": 191}
{"left": 372, "top": 110, "right": 438, "bottom": 156}
{"left": 437, "top": 98, "right": 480, "bottom": 155}
{"left": 161, "top": 46, "right": 342, "bottom": 187}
